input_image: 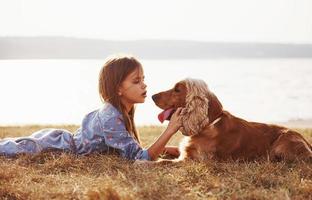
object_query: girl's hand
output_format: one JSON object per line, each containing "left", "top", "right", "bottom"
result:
{"left": 166, "top": 107, "right": 183, "bottom": 134}
{"left": 163, "top": 146, "right": 180, "bottom": 158}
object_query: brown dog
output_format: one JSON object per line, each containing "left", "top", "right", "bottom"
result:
{"left": 152, "top": 79, "right": 312, "bottom": 162}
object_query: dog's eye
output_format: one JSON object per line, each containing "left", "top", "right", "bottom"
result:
{"left": 174, "top": 88, "right": 180, "bottom": 93}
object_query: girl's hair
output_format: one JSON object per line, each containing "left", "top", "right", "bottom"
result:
{"left": 99, "top": 55, "right": 142, "bottom": 143}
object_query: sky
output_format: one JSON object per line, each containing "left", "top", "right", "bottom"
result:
{"left": 1, "top": 0, "right": 312, "bottom": 43}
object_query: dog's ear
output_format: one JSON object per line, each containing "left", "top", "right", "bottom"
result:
{"left": 181, "top": 78, "right": 223, "bottom": 135}
{"left": 208, "top": 92, "right": 223, "bottom": 122}
{"left": 181, "top": 96, "right": 209, "bottom": 136}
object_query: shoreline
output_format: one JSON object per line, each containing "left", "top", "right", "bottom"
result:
{"left": 274, "top": 119, "right": 312, "bottom": 129}
{"left": 1, "top": 119, "right": 312, "bottom": 129}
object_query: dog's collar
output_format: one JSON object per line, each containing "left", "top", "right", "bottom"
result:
{"left": 210, "top": 116, "right": 222, "bottom": 126}
{"left": 181, "top": 110, "right": 223, "bottom": 136}
{"left": 197, "top": 111, "right": 223, "bottom": 133}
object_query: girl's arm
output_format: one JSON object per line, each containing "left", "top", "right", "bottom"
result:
{"left": 147, "top": 108, "right": 182, "bottom": 160}
{"left": 163, "top": 146, "right": 180, "bottom": 158}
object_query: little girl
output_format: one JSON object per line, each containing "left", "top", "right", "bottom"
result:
{"left": 0, "top": 55, "right": 182, "bottom": 160}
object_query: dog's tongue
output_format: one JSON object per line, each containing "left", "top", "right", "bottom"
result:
{"left": 158, "top": 108, "right": 174, "bottom": 123}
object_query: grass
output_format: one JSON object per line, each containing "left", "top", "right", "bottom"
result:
{"left": 0, "top": 125, "right": 311, "bottom": 200}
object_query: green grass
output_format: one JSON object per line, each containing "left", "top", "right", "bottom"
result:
{"left": 0, "top": 125, "right": 311, "bottom": 200}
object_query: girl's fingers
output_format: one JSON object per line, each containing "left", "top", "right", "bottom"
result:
{"left": 174, "top": 107, "right": 183, "bottom": 116}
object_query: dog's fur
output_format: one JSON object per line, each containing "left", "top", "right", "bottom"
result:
{"left": 152, "top": 79, "right": 312, "bottom": 162}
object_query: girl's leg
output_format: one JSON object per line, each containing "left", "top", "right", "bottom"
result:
{"left": 0, "top": 129, "right": 75, "bottom": 156}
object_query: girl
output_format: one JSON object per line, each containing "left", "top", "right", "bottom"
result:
{"left": 0, "top": 55, "right": 182, "bottom": 161}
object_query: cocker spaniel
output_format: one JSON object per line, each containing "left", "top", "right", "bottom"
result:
{"left": 152, "top": 79, "right": 312, "bottom": 162}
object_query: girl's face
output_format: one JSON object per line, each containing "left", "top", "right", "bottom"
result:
{"left": 118, "top": 67, "right": 147, "bottom": 109}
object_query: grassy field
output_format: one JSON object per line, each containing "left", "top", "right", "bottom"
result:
{"left": 0, "top": 125, "right": 311, "bottom": 200}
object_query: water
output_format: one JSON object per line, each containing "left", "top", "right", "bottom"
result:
{"left": 0, "top": 58, "right": 311, "bottom": 126}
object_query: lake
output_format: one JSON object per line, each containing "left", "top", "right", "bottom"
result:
{"left": 0, "top": 58, "right": 312, "bottom": 126}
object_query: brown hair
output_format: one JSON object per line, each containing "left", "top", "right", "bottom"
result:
{"left": 98, "top": 55, "right": 142, "bottom": 143}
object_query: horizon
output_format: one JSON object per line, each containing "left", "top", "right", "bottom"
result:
{"left": 2, "top": 37, "right": 312, "bottom": 59}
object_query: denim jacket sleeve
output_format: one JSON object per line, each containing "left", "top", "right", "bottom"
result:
{"left": 102, "top": 115, "right": 151, "bottom": 161}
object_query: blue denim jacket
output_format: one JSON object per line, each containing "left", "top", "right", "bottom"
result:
{"left": 0, "top": 103, "right": 150, "bottom": 160}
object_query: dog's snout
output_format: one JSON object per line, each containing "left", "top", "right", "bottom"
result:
{"left": 152, "top": 94, "right": 158, "bottom": 102}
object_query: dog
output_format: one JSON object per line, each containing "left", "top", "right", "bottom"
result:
{"left": 152, "top": 78, "right": 312, "bottom": 162}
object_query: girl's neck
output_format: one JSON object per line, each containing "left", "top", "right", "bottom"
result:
{"left": 120, "top": 100, "right": 134, "bottom": 113}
